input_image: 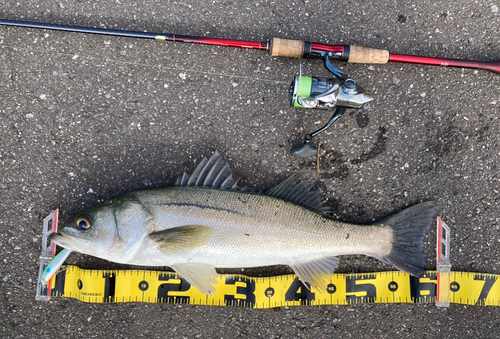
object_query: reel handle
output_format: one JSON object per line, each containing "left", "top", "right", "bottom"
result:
{"left": 291, "top": 107, "right": 347, "bottom": 158}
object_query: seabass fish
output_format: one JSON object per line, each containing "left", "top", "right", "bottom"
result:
{"left": 50, "top": 151, "right": 435, "bottom": 295}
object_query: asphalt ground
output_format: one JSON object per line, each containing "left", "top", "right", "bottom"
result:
{"left": 1, "top": 1, "right": 500, "bottom": 338}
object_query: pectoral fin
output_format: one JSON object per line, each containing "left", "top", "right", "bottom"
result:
{"left": 172, "top": 263, "right": 219, "bottom": 295}
{"left": 290, "top": 257, "right": 339, "bottom": 292}
{"left": 149, "top": 225, "right": 213, "bottom": 254}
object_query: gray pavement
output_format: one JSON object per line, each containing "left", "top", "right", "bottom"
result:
{"left": 1, "top": 1, "right": 500, "bottom": 338}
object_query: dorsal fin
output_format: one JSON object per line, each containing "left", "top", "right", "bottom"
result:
{"left": 176, "top": 151, "right": 240, "bottom": 189}
{"left": 266, "top": 173, "right": 332, "bottom": 215}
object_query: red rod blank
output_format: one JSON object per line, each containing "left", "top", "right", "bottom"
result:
{"left": 389, "top": 53, "right": 500, "bottom": 74}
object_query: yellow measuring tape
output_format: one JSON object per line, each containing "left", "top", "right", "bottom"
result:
{"left": 45, "top": 266, "right": 500, "bottom": 307}
{"left": 38, "top": 213, "right": 496, "bottom": 307}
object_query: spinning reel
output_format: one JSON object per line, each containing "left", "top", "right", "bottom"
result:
{"left": 289, "top": 55, "right": 373, "bottom": 157}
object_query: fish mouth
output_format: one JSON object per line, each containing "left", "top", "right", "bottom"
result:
{"left": 49, "top": 232, "right": 91, "bottom": 250}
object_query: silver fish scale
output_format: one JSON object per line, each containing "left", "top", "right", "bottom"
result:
{"left": 131, "top": 187, "right": 392, "bottom": 268}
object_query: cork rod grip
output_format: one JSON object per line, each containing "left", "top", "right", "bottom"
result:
{"left": 348, "top": 46, "right": 389, "bottom": 64}
{"left": 269, "top": 38, "right": 304, "bottom": 58}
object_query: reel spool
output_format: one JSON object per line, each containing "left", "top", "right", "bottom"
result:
{"left": 290, "top": 56, "right": 373, "bottom": 157}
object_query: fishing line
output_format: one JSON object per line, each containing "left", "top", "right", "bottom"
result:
{"left": 0, "top": 44, "right": 289, "bottom": 84}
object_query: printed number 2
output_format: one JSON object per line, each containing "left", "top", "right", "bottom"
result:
{"left": 157, "top": 274, "right": 191, "bottom": 304}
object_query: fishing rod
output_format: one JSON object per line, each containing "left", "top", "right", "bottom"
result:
{"left": 2, "top": 19, "right": 499, "bottom": 157}
{"left": 1, "top": 19, "right": 499, "bottom": 74}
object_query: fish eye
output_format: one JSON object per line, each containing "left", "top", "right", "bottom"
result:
{"left": 76, "top": 215, "right": 92, "bottom": 230}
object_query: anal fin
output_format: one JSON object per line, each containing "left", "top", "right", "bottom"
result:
{"left": 172, "top": 263, "right": 219, "bottom": 296}
{"left": 290, "top": 257, "right": 339, "bottom": 293}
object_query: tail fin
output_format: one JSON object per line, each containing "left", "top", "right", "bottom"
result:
{"left": 377, "top": 201, "right": 436, "bottom": 276}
